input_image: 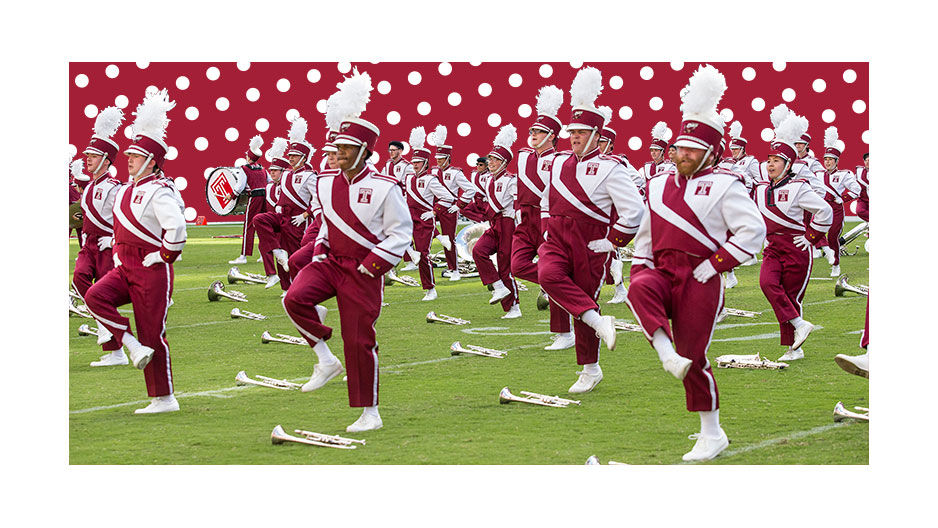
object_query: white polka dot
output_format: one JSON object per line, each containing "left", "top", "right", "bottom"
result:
{"left": 256, "top": 118, "right": 269, "bottom": 132}
{"left": 782, "top": 88, "right": 796, "bottom": 102}
{"left": 640, "top": 66, "right": 654, "bottom": 80}
{"left": 853, "top": 100, "right": 867, "bottom": 113}
{"left": 136, "top": 62, "right": 149, "bottom": 69}
{"left": 861, "top": 130, "right": 870, "bottom": 144}
{"left": 105, "top": 64, "right": 119, "bottom": 78}
{"left": 508, "top": 73, "right": 523, "bottom": 87}
{"left": 123, "top": 126, "right": 134, "bottom": 139}
{"left": 751, "top": 97, "right": 766, "bottom": 111}
{"left": 835, "top": 140, "right": 846, "bottom": 152}
{"left": 720, "top": 108, "right": 734, "bottom": 123}
{"left": 487, "top": 113, "right": 502, "bottom": 127}
{"left": 206, "top": 67, "right": 220, "bottom": 81}
{"left": 457, "top": 123, "right": 471, "bottom": 137}
{"left": 114, "top": 95, "right": 129, "bottom": 108}
{"left": 408, "top": 71, "right": 422, "bottom": 85}
{"left": 176, "top": 76, "right": 190, "bottom": 90}
{"left": 369, "top": 152, "right": 381, "bottom": 165}
{"left": 822, "top": 109, "right": 836, "bottom": 123}
{"left": 145, "top": 85, "right": 158, "bottom": 97}
{"left": 649, "top": 97, "right": 663, "bottom": 111}
{"left": 109, "top": 166, "right": 118, "bottom": 177}
{"left": 184, "top": 207, "right": 197, "bottom": 222}
{"left": 559, "top": 128, "right": 570, "bottom": 139}
{"left": 216, "top": 97, "right": 230, "bottom": 111}
{"left": 812, "top": 79, "right": 827, "bottom": 92}
{"left": 438, "top": 62, "right": 453, "bottom": 76}
{"left": 618, "top": 106, "right": 633, "bottom": 120}
{"left": 539, "top": 64, "right": 553, "bottom": 78}
{"left": 315, "top": 99, "right": 327, "bottom": 113}
{"left": 742, "top": 67, "right": 756, "bottom": 81}
{"left": 204, "top": 168, "right": 214, "bottom": 179}
{"left": 84, "top": 104, "right": 98, "bottom": 118}
{"left": 246, "top": 87, "right": 260, "bottom": 102}
{"left": 772, "top": 61, "right": 786, "bottom": 71}
{"left": 401, "top": 143, "right": 411, "bottom": 155}
{"left": 478, "top": 83, "right": 492, "bottom": 97}
{"left": 286, "top": 109, "right": 300, "bottom": 122}
{"left": 338, "top": 62, "right": 352, "bottom": 74}
{"left": 237, "top": 62, "right": 250, "bottom": 71}
{"left": 761, "top": 128, "right": 775, "bottom": 142}
{"left": 174, "top": 176, "right": 188, "bottom": 190}
{"left": 466, "top": 154, "right": 479, "bottom": 166}
{"left": 628, "top": 137, "right": 643, "bottom": 151}
{"left": 195, "top": 137, "right": 209, "bottom": 151}
{"left": 518, "top": 104, "right": 532, "bottom": 118}
{"left": 569, "top": 61, "right": 583, "bottom": 69}
{"left": 670, "top": 62, "right": 684, "bottom": 71}
{"left": 387, "top": 111, "right": 401, "bottom": 125}
{"left": 469, "top": 61, "right": 482, "bottom": 67}
{"left": 448, "top": 92, "right": 462, "bottom": 106}
{"left": 609, "top": 76, "right": 623, "bottom": 90}
{"left": 277, "top": 78, "right": 291, "bottom": 92}
{"left": 67, "top": 144, "right": 77, "bottom": 158}
{"left": 225, "top": 128, "right": 239, "bottom": 142}
{"left": 165, "top": 146, "right": 178, "bottom": 160}
{"left": 377, "top": 81, "right": 391, "bottom": 94}
{"left": 307, "top": 69, "right": 321, "bottom": 83}
{"left": 74, "top": 74, "right": 89, "bottom": 88}
{"left": 185, "top": 106, "right": 199, "bottom": 120}
{"left": 843, "top": 69, "right": 857, "bottom": 83}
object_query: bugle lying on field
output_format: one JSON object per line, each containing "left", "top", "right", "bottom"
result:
{"left": 715, "top": 354, "right": 788, "bottom": 370}
{"left": 498, "top": 387, "right": 579, "bottom": 408}
{"left": 231, "top": 307, "right": 267, "bottom": 320}
{"left": 260, "top": 331, "right": 306, "bottom": 346}
{"left": 834, "top": 275, "right": 869, "bottom": 297}
{"left": 208, "top": 281, "right": 248, "bottom": 302}
{"left": 450, "top": 341, "right": 507, "bottom": 358}
{"left": 270, "top": 425, "right": 361, "bottom": 449}
{"left": 227, "top": 266, "right": 267, "bottom": 285}
{"left": 235, "top": 370, "right": 301, "bottom": 390}
{"left": 426, "top": 311, "right": 470, "bottom": 325}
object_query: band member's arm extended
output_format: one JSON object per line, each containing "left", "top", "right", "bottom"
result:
{"left": 453, "top": 169, "right": 477, "bottom": 204}
{"left": 360, "top": 189, "right": 414, "bottom": 276}
{"left": 708, "top": 181, "right": 766, "bottom": 273}
{"left": 152, "top": 188, "right": 187, "bottom": 263}
{"left": 606, "top": 166, "right": 645, "bottom": 247}
{"left": 628, "top": 212, "right": 654, "bottom": 274}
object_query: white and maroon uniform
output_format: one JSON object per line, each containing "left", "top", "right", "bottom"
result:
{"left": 626, "top": 167, "right": 765, "bottom": 412}
{"left": 722, "top": 154, "right": 760, "bottom": 190}
{"left": 472, "top": 167, "right": 519, "bottom": 313}
{"left": 815, "top": 167, "right": 860, "bottom": 265}
{"left": 405, "top": 165, "right": 440, "bottom": 290}
{"left": 856, "top": 165, "right": 869, "bottom": 221}
{"left": 383, "top": 156, "right": 412, "bottom": 189}
{"left": 754, "top": 175, "right": 833, "bottom": 347}
{"left": 639, "top": 159, "right": 675, "bottom": 183}
{"left": 289, "top": 169, "right": 340, "bottom": 280}
{"left": 84, "top": 173, "right": 187, "bottom": 398}
{"left": 282, "top": 165, "right": 412, "bottom": 408}
{"left": 253, "top": 164, "right": 317, "bottom": 289}
{"left": 460, "top": 168, "right": 491, "bottom": 222}
{"left": 430, "top": 164, "right": 476, "bottom": 271}
{"left": 239, "top": 162, "right": 269, "bottom": 257}
{"left": 538, "top": 148, "right": 644, "bottom": 365}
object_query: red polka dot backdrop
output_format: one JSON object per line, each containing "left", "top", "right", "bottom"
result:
{"left": 69, "top": 62, "right": 868, "bottom": 223}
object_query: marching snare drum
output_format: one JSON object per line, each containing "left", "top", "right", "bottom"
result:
{"left": 206, "top": 166, "right": 249, "bottom": 215}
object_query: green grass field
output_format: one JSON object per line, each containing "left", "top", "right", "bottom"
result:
{"left": 68, "top": 222, "right": 869, "bottom": 464}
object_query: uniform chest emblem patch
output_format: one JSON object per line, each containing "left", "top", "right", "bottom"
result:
{"left": 417, "top": 180, "right": 426, "bottom": 189}
{"left": 832, "top": 175, "right": 840, "bottom": 183}
{"left": 586, "top": 162, "right": 599, "bottom": 176}
{"left": 444, "top": 174, "right": 452, "bottom": 181}
{"left": 777, "top": 190, "right": 789, "bottom": 202}
{"left": 695, "top": 181, "right": 713, "bottom": 196}
{"left": 541, "top": 159, "right": 551, "bottom": 171}
{"left": 496, "top": 183, "right": 503, "bottom": 192}
{"left": 133, "top": 190, "right": 145, "bottom": 204}
{"left": 294, "top": 174, "right": 303, "bottom": 184}
{"left": 358, "top": 188, "right": 373, "bottom": 204}
{"left": 94, "top": 188, "right": 103, "bottom": 200}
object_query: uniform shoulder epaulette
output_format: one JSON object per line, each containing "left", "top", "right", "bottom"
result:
{"left": 372, "top": 174, "right": 398, "bottom": 185}
{"left": 518, "top": 147, "right": 535, "bottom": 154}
{"left": 449, "top": 166, "right": 465, "bottom": 174}
{"left": 709, "top": 167, "right": 746, "bottom": 184}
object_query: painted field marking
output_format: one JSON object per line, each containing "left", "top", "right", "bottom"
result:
{"left": 682, "top": 422, "right": 853, "bottom": 464}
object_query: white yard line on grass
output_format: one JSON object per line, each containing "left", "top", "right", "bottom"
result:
{"left": 682, "top": 422, "right": 853, "bottom": 464}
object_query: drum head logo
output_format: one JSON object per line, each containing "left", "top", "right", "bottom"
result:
{"left": 210, "top": 176, "right": 233, "bottom": 207}
{"left": 695, "top": 181, "right": 713, "bottom": 196}
{"left": 358, "top": 188, "right": 373, "bottom": 204}
{"left": 586, "top": 163, "right": 599, "bottom": 176}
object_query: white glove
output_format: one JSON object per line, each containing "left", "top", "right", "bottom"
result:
{"left": 447, "top": 204, "right": 459, "bottom": 214}
{"left": 587, "top": 238, "right": 614, "bottom": 253}
{"left": 142, "top": 251, "right": 163, "bottom": 267}
{"left": 275, "top": 205, "right": 282, "bottom": 214}
{"left": 543, "top": 231, "right": 548, "bottom": 241}
{"left": 291, "top": 213, "right": 306, "bottom": 227}
{"left": 420, "top": 211, "right": 434, "bottom": 221}
{"left": 792, "top": 235, "right": 812, "bottom": 251}
{"left": 357, "top": 264, "right": 374, "bottom": 277}
{"left": 97, "top": 236, "right": 113, "bottom": 251}
{"left": 81, "top": 233, "right": 87, "bottom": 246}
{"left": 312, "top": 254, "right": 326, "bottom": 263}
{"left": 113, "top": 252, "right": 122, "bottom": 268}
{"left": 692, "top": 260, "right": 717, "bottom": 283}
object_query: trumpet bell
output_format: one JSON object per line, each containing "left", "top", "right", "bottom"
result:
{"left": 208, "top": 280, "right": 248, "bottom": 302}
{"left": 834, "top": 275, "right": 869, "bottom": 297}
{"left": 498, "top": 387, "right": 513, "bottom": 404}
{"left": 455, "top": 222, "right": 490, "bottom": 263}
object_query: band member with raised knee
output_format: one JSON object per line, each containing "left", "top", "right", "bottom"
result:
{"left": 404, "top": 126, "right": 442, "bottom": 301}
{"left": 427, "top": 125, "right": 476, "bottom": 281}
{"left": 289, "top": 131, "right": 340, "bottom": 280}
{"left": 282, "top": 70, "right": 412, "bottom": 433}
{"left": 639, "top": 121, "right": 674, "bottom": 182}
{"left": 73, "top": 106, "right": 127, "bottom": 366}
{"left": 84, "top": 89, "right": 186, "bottom": 414}
{"left": 816, "top": 126, "right": 861, "bottom": 277}
{"left": 755, "top": 107, "right": 833, "bottom": 362}
{"left": 230, "top": 136, "right": 269, "bottom": 264}
{"left": 625, "top": 65, "right": 766, "bottom": 461}
{"left": 538, "top": 67, "right": 645, "bottom": 395}
{"left": 459, "top": 157, "right": 491, "bottom": 223}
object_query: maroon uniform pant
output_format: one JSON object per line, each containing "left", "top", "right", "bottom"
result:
{"left": 433, "top": 203, "right": 458, "bottom": 270}
{"left": 510, "top": 205, "right": 570, "bottom": 333}
{"left": 254, "top": 208, "right": 306, "bottom": 290}
{"left": 626, "top": 249, "right": 722, "bottom": 412}
{"left": 461, "top": 198, "right": 488, "bottom": 223}
{"left": 538, "top": 217, "right": 610, "bottom": 365}
{"left": 861, "top": 296, "right": 869, "bottom": 349}
{"left": 825, "top": 199, "right": 844, "bottom": 265}
{"left": 759, "top": 234, "right": 813, "bottom": 347}
{"left": 240, "top": 195, "right": 266, "bottom": 256}
{"left": 473, "top": 216, "right": 518, "bottom": 312}
{"left": 72, "top": 234, "right": 121, "bottom": 352}
{"left": 288, "top": 216, "right": 322, "bottom": 281}
{"left": 83, "top": 244, "right": 175, "bottom": 397}
{"left": 282, "top": 255, "right": 383, "bottom": 408}
{"left": 411, "top": 210, "right": 436, "bottom": 290}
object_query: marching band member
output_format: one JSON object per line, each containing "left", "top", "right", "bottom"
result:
{"left": 855, "top": 152, "right": 869, "bottom": 222}
{"left": 638, "top": 121, "right": 674, "bottom": 182}
{"left": 288, "top": 135, "right": 340, "bottom": 281}
{"left": 428, "top": 125, "right": 477, "bottom": 281}
{"left": 282, "top": 69, "right": 412, "bottom": 432}
{"left": 510, "top": 85, "right": 573, "bottom": 347}
{"left": 73, "top": 106, "right": 127, "bottom": 366}
{"left": 383, "top": 140, "right": 411, "bottom": 188}
{"left": 84, "top": 89, "right": 187, "bottom": 414}
{"left": 229, "top": 136, "right": 269, "bottom": 265}
{"left": 834, "top": 153, "right": 870, "bottom": 377}
{"left": 459, "top": 157, "right": 491, "bottom": 223}
{"left": 253, "top": 117, "right": 317, "bottom": 291}
{"left": 404, "top": 126, "right": 442, "bottom": 301}
{"left": 473, "top": 124, "right": 521, "bottom": 319}
{"left": 755, "top": 108, "right": 833, "bottom": 362}
{"left": 256, "top": 138, "right": 288, "bottom": 279}
{"left": 538, "top": 67, "right": 645, "bottom": 394}
{"left": 725, "top": 121, "right": 760, "bottom": 189}
{"left": 626, "top": 65, "right": 766, "bottom": 461}
{"left": 69, "top": 158, "right": 90, "bottom": 245}
{"left": 816, "top": 126, "right": 861, "bottom": 277}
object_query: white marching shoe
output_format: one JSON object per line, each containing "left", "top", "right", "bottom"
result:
{"left": 437, "top": 234, "right": 452, "bottom": 251}
{"left": 662, "top": 356, "right": 693, "bottom": 380}
{"left": 715, "top": 308, "right": 728, "bottom": 323}
{"left": 569, "top": 367, "right": 603, "bottom": 394}
{"left": 315, "top": 304, "right": 328, "bottom": 323}
{"left": 778, "top": 347, "right": 805, "bottom": 361}
{"left": 256, "top": 256, "right": 263, "bottom": 262}
{"left": 682, "top": 429, "right": 729, "bottom": 462}
{"left": 822, "top": 246, "right": 836, "bottom": 266}
{"left": 725, "top": 272, "right": 738, "bottom": 290}
{"left": 229, "top": 255, "right": 247, "bottom": 264}
{"left": 301, "top": 361, "right": 345, "bottom": 392}
{"left": 545, "top": 332, "right": 575, "bottom": 350}
{"left": 829, "top": 264, "right": 841, "bottom": 277}
{"left": 421, "top": 288, "right": 438, "bottom": 301}
{"left": 834, "top": 352, "right": 869, "bottom": 378}
{"left": 134, "top": 395, "right": 179, "bottom": 414}
{"left": 90, "top": 349, "right": 129, "bottom": 367}
{"left": 791, "top": 321, "right": 814, "bottom": 350}
{"left": 594, "top": 315, "right": 617, "bottom": 351}
{"left": 610, "top": 258, "right": 623, "bottom": 285}
{"left": 272, "top": 248, "right": 290, "bottom": 272}
{"left": 400, "top": 261, "right": 419, "bottom": 272}
{"left": 448, "top": 269, "right": 461, "bottom": 281}
{"left": 347, "top": 412, "right": 383, "bottom": 433}
{"left": 489, "top": 284, "right": 511, "bottom": 304}
{"left": 607, "top": 286, "right": 629, "bottom": 304}
{"left": 264, "top": 274, "right": 280, "bottom": 289}
{"left": 96, "top": 325, "right": 114, "bottom": 346}
{"left": 501, "top": 304, "right": 522, "bottom": 319}
{"left": 127, "top": 344, "right": 154, "bottom": 370}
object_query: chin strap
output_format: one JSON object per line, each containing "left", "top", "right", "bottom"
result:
{"left": 132, "top": 154, "right": 154, "bottom": 180}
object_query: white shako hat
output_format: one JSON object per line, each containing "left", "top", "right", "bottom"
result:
{"left": 530, "top": 85, "right": 564, "bottom": 136}
{"left": 409, "top": 126, "right": 431, "bottom": 163}
{"left": 287, "top": 116, "right": 315, "bottom": 159}
{"left": 83, "top": 106, "right": 124, "bottom": 168}
{"left": 650, "top": 121, "right": 671, "bottom": 150}
{"left": 246, "top": 135, "right": 264, "bottom": 162}
{"left": 321, "top": 90, "right": 344, "bottom": 154}
{"left": 329, "top": 68, "right": 379, "bottom": 167}
{"left": 673, "top": 64, "right": 728, "bottom": 154}
{"left": 124, "top": 88, "right": 175, "bottom": 169}
{"left": 489, "top": 124, "right": 518, "bottom": 163}
{"left": 597, "top": 105, "right": 616, "bottom": 143}
{"left": 567, "top": 66, "right": 605, "bottom": 131}
{"left": 70, "top": 158, "right": 90, "bottom": 182}
{"left": 728, "top": 121, "right": 747, "bottom": 149}
{"left": 267, "top": 137, "right": 291, "bottom": 171}
{"left": 768, "top": 105, "right": 808, "bottom": 163}
{"left": 428, "top": 124, "right": 452, "bottom": 159}
{"left": 824, "top": 126, "right": 843, "bottom": 159}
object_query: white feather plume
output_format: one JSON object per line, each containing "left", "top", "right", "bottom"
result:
{"left": 729, "top": 121, "right": 743, "bottom": 139}
{"left": 330, "top": 67, "right": 373, "bottom": 122}
{"left": 770, "top": 104, "right": 790, "bottom": 128}
{"left": 70, "top": 159, "right": 85, "bottom": 178}
{"left": 679, "top": 64, "right": 726, "bottom": 121}
{"left": 597, "top": 105, "right": 613, "bottom": 125}
{"left": 249, "top": 135, "right": 263, "bottom": 153}
{"left": 288, "top": 117, "right": 308, "bottom": 143}
{"left": 535, "top": 85, "right": 563, "bottom": 117}
{"left": 93, "top": 106, "right": 124, "bottom": 139}
{"left": 130, "top": 88, "right": 175, "bottom": 140}
{"left": 409, "top": 127, "right": 426, "bottom": 151}
{"left": 324, "top": 92, "right": 344, "bottom": 132}
{"left": 493, "top": 124, "right": 517, "bottom": 150}
{"left": 774, "top": 112, "right": 809, "bottom": 146}
{"left": 268, "top": 137, "right": 289, "bottom": 160}
{"left": 428, "top": 125, "right": 448, "bottom": 147}
{"left": 569, "top": 67, "right": 603, "bottom": 108}
{"left": 651, "top": 121, "right": 669, "bottom": 140}
{"left": 824, "top": 126, "right": 839, "bottom": 148}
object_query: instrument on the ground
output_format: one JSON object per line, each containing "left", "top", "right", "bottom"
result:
{"left": 833, "top": 401, "right": 869, "bottom": 422}
{"left": 450, "top": 341, "right": 506, "bottom": 358}
{"left": 385, "top": 270, "right": 420, "bottom": 287}
{"left": 586, "top": 455, "right": 627, "bottom": 465}
{"left": 613, "top": 321, "right": 643, "bottom": 332}
{"left": 77, "top": 323, "right": 98, "bottom": 336}
{"left": 69, "top": 202, "right": 84, "bottom": 231}
{"left": 454, "top": 222, "right": 489, "bottom": 263}
{"left": 227, "top": 266, "right": 267, "bottom": 285}
{"left": 235, "top": 370, "right": 301, "bottom": 390}
{"left": 723, "top": 308, "right": 762, "bottom": 318}
{"left": 715, "top": 353, "right": 788, "bottom": 370}
{"left": 231, "top": 308, "right": 267, "bottom": 320}
{"left": 834, "top": 275, "right": 869, "bottom": 297}
{"left": 426, "top": 311, "right": 470, "bottom": 325}
{"left": 260, "top": 331, "right": 306, "bottom": 345}
{"left": 840, "top": 222, "right": 868, "bottom": 247}
{"left": 69, "top": 296, "right": 92, "bottom": 318}
{"left": 270, "top": 425, "right": 362, "bottom": 449}
{"left": 206, "top": 166, "right": 249, "bottom": 215}
{"left": 498, "top": 387, "right": 579, "bottom": 408}
{"left": 208, "top": 280, "right": 248, "bottom": 302}
{"left": 69, "top": 288, "right": 82, "bottom": 301}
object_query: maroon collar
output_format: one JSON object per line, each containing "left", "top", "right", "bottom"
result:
{"left": 134, "top": 173, "right": 158, "bottom": 187}
{"left": 345, "top": 164, "right": 373, "bottom": 185}
{"left": 537, "top": 146, "right": 555, "bottom": 158}
{"left": 577, "top": 147, "right": 601, "bottom": 162}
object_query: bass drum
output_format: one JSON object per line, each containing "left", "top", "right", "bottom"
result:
{"left": 206, "top": 166, "right": 249, "bottom": 215}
